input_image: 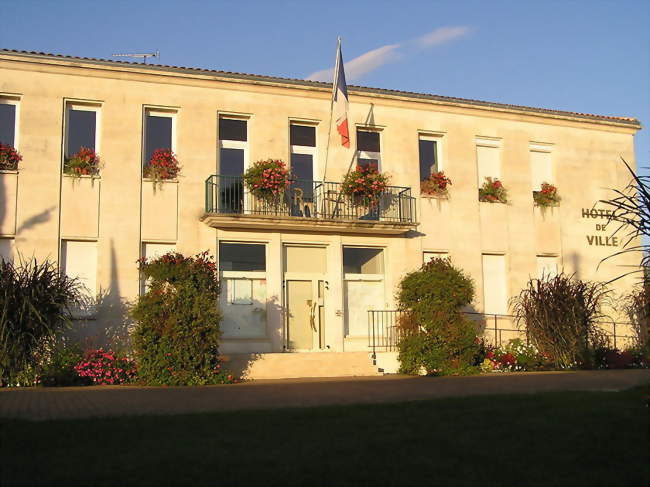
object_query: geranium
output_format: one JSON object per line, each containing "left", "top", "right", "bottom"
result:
{"left": 243, "top": 159, "right": 291, "bottom": 201}
{"left": 478, "top": 177, "right": 508, "bottom": 204}
{"left": 341, "top": 164, "right": 390, "bottom": 206}
{"left": 144, "top": 148, "right": 181, "bottom": 181}
{"left": 421, "top": 170, "right": 452, "bottom": 196}
{"left": 64, "top": 147, "right": 101, "bottom": 177}
{"left": 0, "top": 143, "right": 22, "bottom": 171}
{"left": 533, "top": 182, "right": 561, "bottom": 207}
{"left": 74, "top": 348, "right": 137, "bottom": 385}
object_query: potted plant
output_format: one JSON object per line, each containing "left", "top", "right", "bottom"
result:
{"left": 243, "top": 159, "right": 291, "bottom": 202}
{"left": 478, "top": 177, "right": 508, "bottom": 203}
{"left": 0, "top": 143, "right": 22, "bottom": 171}
{"left": 64, "top": 147, "right": 101, "bottom": 178}
{"left": 341, "top": 164, "right": 390, "bottom": 206}
{"left": 533, "top": 182, "right": 560, "bottom": 207}
{"left": 144, "top": 148, "right": 181, "bottom": 182}
{"left": 420, "top": 170, "right": 452, "bottom": 197}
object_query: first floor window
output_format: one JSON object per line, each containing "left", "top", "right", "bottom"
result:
{"left": 356, "top": 129, "right": 381, "bottom": 171}
{"left": 141, "top": 242, "right": 176, "bottom": 294}
{"left": 65, "top": 104, "right": 98, "bottom": 158}
{"left": 419, "top": 136, "right": 439, "bottom": 181}
{"left": 0, "top": 100, "right": 17, "bottom": 148}
{"left": 144, "top": 109, "right": 175, "bottom": 167}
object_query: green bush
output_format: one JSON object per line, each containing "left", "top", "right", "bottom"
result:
{"left": 511, "top": 272, "right": 610, "bottom": 368}
{"left": 39, "top": 344, "right": 91, "bottom": 387}
{"left": 131, "top": 251, "right": 234, "bottom": 386}
{"left": 396, "top": 257, "right": 479, "bottom": 375}
{"left": 0, "top": 258, "right": 81, "bottom": 386}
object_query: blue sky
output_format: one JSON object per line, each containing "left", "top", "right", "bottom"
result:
{"left": 2, "top": 0, "right": 649, "bottom": 171}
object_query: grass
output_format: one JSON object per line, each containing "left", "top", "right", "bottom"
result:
{"left": 1, "top": 386, "right": 648, "bottom": 487}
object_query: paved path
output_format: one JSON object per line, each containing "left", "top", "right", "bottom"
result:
{"left": 1, "top": 370, "right": 648, "bottom": 421}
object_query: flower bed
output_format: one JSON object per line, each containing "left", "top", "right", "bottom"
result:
{"left": 144, "top": 148, "right": 180, "bottom": 181}
{"left": 0, "top": 143, "right": 22, "bottom": 171}
{"left": 533, "top": 182, "right": 560, "bottom": 207}
{"left": 243, "top": 159, "right": 291, "bottom": 201}
{"left": 74, "top": 348, "right": 137, "bottom": 385}
{"left": 478, "top": 177, "right": 508, "bottom": 203}
{"left": 64, "top": 147, "right": 100, "bottom": 177}
{"left": 342, "top": 164, "right": 390, "bottom": 206}
{"left": 420, "top": 170, "right": 452, "bottom": 197}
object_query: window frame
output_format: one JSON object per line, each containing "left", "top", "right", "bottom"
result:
{"left": 418, "top": 133, "right": 443, "bottom": 180}
{"left": 529, "top": 142, "right": 554, "bottom": 191}
{"left": 355, "top": 128, "right": 382, "bottom": 172}
{"left": 0, "top": 96, "right": 20, "bottom": 152}
{"left": 143, "top": 107, "right": 177, "bottom": 173}
{"left": 342, "top": 245, "right": 385, "bottom": 281}
{"left": 475, "top": 136, "right": 502, "bottom": 186}
{"left": 289, "top": 122, "right": 318, "bottom": 182}
{"left": 218, "top": 116, "right": 250, "bottom": 175}
{"left": 64, "top": 100, "right": 101, "bottom": 162}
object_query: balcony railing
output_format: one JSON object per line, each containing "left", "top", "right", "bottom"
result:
{"left": 204, "top": 175, "right": 417, "bottom": 224}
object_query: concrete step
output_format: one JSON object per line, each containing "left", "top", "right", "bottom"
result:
{"left": 225, "top": 352, "right": 382, "bottom": 380}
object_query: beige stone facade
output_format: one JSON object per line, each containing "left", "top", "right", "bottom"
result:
{"left": 0, "top": 50, "right": 642, "bottom": 356}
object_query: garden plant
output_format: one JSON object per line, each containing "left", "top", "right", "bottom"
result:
{"left": 396, "top": 257, "right": 479, "bottom": 375}
{"left": 478, "top": 177, "right": 508, "bottom": 203}
{"left": 64, "top": 146, "right": 101, "bottom": 178}
{"left": 341, "top": 164, "right": 390, "bottom": 206}
{"left": 0, "top": 142, "right": 22, "bottom": 171}
{"left": 420, "top": 170, "right": 452, "bottom": 197}
{"left": 533, "top": 182, "right": 560, "bottom": 207}
{"left": 143, "top": 148, "right": 181, "bottom": 182}
{"left": 243, "top": 158, "right": 291, "bottom": 202}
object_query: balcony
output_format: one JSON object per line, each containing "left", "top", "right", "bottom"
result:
{"left": 201, "top": 175, "right": 418, "bottom": 234}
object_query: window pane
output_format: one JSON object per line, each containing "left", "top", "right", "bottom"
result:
{"left": 67, "top": 109, "right": 96, "bottom": 157}
{"left": 357, "top": 130, "right": 380, "bottom": 152}
{"left": 220, "top": 148, "right": 245, "bottom": 176}
{"left": 145, "top": 115, "right": 172, "bottom": 164}
{"left": 290, "top": 124, "right": 315, "bottom": 147}
{"left": 219, "top": 243, "right": 266, "bottom": 271}
{"left": 343, "top": 247, "right": 384, "bottom": 274}
{"left": 358, "top": 158, "right": 379, "bottom": 171}
{"left": 0, "top": 104, "right": 16, "bottom": 146}
{"left": 419, "top": 139, "right": 437, "bottom": 180}
{"left": 291, "top": 153, "right": 314, "bottom": 200}
{"left": 219, "top": 118, "right": 247, "bottom": 141}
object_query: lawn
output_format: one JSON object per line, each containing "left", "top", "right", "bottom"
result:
{"left": 1, "top": 386, "right": 648, "bottom": 487}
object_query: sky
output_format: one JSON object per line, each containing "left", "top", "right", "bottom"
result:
{"left": 1, "top": 0, "right": 649, "bottom": 172}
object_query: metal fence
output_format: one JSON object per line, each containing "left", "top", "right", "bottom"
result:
{"left": 367, "top": 309, "right": 640, "bottom": 358}
{"left": 205, "top": 175, "right": 417, "bottom": 224}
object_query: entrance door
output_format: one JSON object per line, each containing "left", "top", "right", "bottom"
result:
{"left": 284, "top": 245, "right": 327, "bottom": 351}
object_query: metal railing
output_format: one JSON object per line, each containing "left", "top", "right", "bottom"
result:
{"left": 367, "top": 309, "right": 640, "bottom": 359}
{"left": 205, "top": 175, "right": 417, "bottom": 224}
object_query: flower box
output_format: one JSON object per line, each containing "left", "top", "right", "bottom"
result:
{"left": 420, "top": 170, "right": 452, "bottom": 198}
{"left": 478, "top": 177, "right": 508, "bottom": 204}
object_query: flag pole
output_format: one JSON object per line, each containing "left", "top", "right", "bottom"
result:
{"left": 321, "top": 36, "right": 341, "bottom": 183}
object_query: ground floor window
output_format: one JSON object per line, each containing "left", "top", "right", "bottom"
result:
{"left": 343, "top": 246, "right": 385, "bottom": 337}
{"left": 423, "top": 250, "right": 448, "bottom": 264}
{"left": 219, "top": 242, "right": 267, "bottom": 338}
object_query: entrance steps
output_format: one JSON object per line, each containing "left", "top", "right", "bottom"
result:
{"left": 225, "top": 352, "right": 383, "bottom": 380}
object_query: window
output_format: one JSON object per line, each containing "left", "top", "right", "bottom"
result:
{"left": 218, "top": 242, "right": 267, "bottom": 338}
{"left": 530, "top": 145, "right": 553, "bottom": 191}
{"left": 423, "top": 251, "right": 448, "bottom": 264}
{"left": 219, "top": 117, "right": 248, "bottom": 176}
{"left": 61, "top": 240, "right": 98, "bottom": 313}
{"left": 65, "top": 103, "right": 99, "bottom": 158}
{"left": 141, "top": 242, "right": 176, "bottom": 294}
{"left": 482, "top": 254, "right": 508, "bottom": 315}
{"left": 356, "top": 129, "right": 381, "bottom": 171}
{"left": 0, "top": 238, "right": 14, "bottom": 263}
{"left": 0, "top": 98, "right": 19, "bottom": 149}
{"left": 144, "top": 109, "right": 175, "bottom": 167}
{"left": 476, "top": 138, "right": 501, "bottom": 185}
{"left": 290, "top": 123, "right": 317, "bottom": 200}
{"left": 343, "top": 247, "right": 384, "bottom": 275}
{"left": 537, "top": 255, "right": 559, "bottom": 278}
{"left": 419, "top": 136, "right": 439, "bottom": 180}
{"left": 219, "top": 242, "right": 265, "bottom": 272}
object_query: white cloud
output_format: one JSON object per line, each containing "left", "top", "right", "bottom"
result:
{"left": 305, "top": 26, "right": 471, "bottom": 83}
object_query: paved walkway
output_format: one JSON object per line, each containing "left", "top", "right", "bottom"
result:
{"left": 1, "top": 370, "right": 648, "bottom": 421}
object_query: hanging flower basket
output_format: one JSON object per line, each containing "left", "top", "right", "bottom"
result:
{"left": 64, "top": 147, "right": 101, "bottom": 178}
{"left": 478, "top": 177, "right": 508, "bottom": 204}
{"left": 243, "top": 159, "right": 291, "bottom": 201}
{"left": 144, "top": 148, "right": 181, "bottom": 181}
{"left": 0, "top": 143, "right": 22, "bottom": 171}
{"left": 533, "top": 182, "right": 561, "bottom": 207}
{"left": 421, "top": 170, "right": 452, "bottom": 197}
{"left": 341, "top": 164, "right": 390, "bottom": 206}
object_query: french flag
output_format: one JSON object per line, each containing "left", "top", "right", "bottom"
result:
{"left": 333, "top": 41, "right": 350, "bottom": 148}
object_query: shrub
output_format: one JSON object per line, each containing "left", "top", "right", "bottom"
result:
{"left": 243, "top": 159, "right": 291, "bottom": 201}
{"left": 64, "top": 147, "right": 101, "bottom": 177}
{"left": 593, "top": 346, "right": 649, "bottom": 369}
{"left": 533, "top": 182, "right": 560, "bottom": 207}
{"left": 511, "top": 272, "right": 610, "bottom": 368}
{"left": 396, "top": 257, "right": 479, "bottom": 375}
{"left": 623, "top": 285, "right": 650, "bottom": 348}
{"left": 74, "top": 348, "right": 136, "bottom": 385}
{"left": 0, "top": 143, "right": 22, "bottom": 170}
{"left": 39, "top": 344, "right": 91, "bottom": 387}
{"left": 420, "top": 171, "right": 452, "bottom": 197}
{"left": 341, "top": 164, "right": 390, "bottom": 206}
{"left": 478, "top": 177, "right": 508, "bottom": 203}
{"left": 0, "top": 258, "right": 81, "bottom": 386}
{"left": 144, "top": 148, "right": 180, "bottom": 181}
{"left": 131, "top": 251, "right": 235, "bottom": 385}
